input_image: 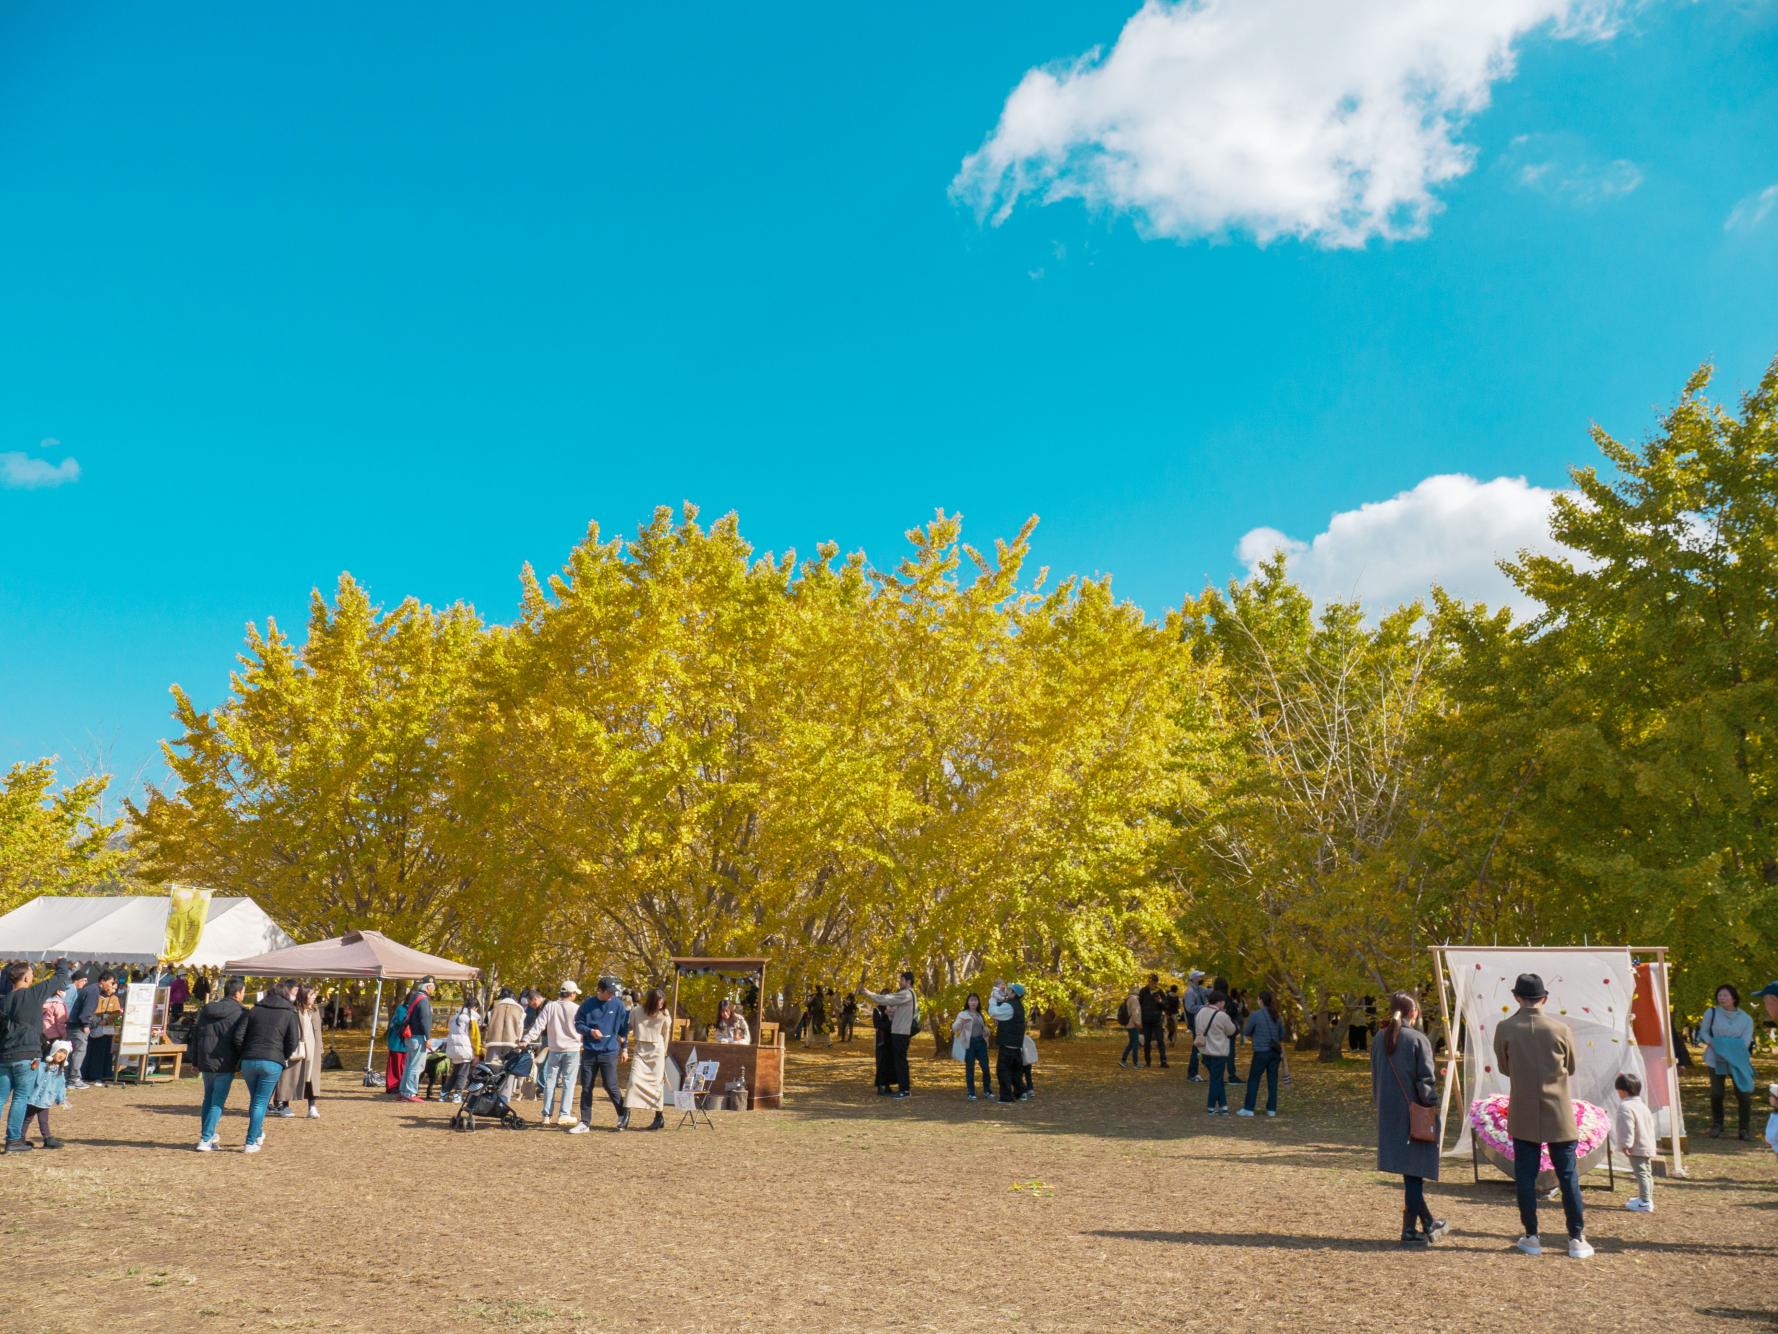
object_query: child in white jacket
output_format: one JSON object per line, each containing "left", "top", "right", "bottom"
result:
{"left": 1613, "top": 1072, "right": 1658, "bottom": 1212}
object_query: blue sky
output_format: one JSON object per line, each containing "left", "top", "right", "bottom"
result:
{"left": 2, "top": 0, "right": 1776, "bottom": 798}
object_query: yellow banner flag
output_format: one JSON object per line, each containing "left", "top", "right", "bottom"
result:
{"left": 162, "top": 884, "right": 213, "bottom": 964}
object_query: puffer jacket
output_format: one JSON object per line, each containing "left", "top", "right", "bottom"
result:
{"left": 237, "top": 991, "right": 301, "bottom": 1065}
{"left": 186, "top": 998, "right": 249, "bottom": 1073}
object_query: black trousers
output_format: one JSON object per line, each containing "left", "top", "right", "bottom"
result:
{"left": 889, "top": 1033, "right": 911, "bottom": 1092}
{"left": 997, "top": 1046, "right": 1024, "bottom": 1101}
{"left": 580, "top": 1051, "right": 623, "bottom": 1120}
{"left": 1709, "top": 1069, "right": 1751, "bottom": 1133}
{"left": 1142, "top": 1017, "right": 1167, "bottom": 1066}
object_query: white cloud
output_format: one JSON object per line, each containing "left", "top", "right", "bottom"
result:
{"left": 1237, "top": 474, "right": 1582, "bottom": 616}
{"left": 1502, "top": 132, "right": 1641, "bottom": 204}
{"left": 1724, "top": 183, "right": 1778, "bottom": 232}
{"left": 2, "top": 451, "right": 81, "bottom": 489}
{"left": 953, "top": 0, "right": 1628, "bottom": 248}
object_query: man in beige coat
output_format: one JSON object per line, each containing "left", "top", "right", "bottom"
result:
{"left": 1493, "top": 973, "right": 1590, "bottom": 1259}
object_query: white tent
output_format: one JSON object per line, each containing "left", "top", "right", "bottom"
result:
{"left": 0, "top": 894, "right": 295, "bottom": 968}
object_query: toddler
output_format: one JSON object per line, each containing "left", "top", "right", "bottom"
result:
{"left": 25, "top": 1040, "right": 71, "bottom": 1149}
{"left": 1613, "top": 1072, "right": 1657, "bottom": 1212}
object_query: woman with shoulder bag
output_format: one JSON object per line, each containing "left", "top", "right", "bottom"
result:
{"left": 1699, "top": 984, "right": 1755, "bottom": 1140}
{"left": 1371, "top": 990, "right": 1449, "bottom": 1248}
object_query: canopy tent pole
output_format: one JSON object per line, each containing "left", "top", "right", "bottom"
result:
{"left": 362, "top": 977, "right": 384, "bottom": 1087}
{"left": 1431, "top": 946, "right": 1461, "bottom": 1153}
{"left": 1647, "top": 947, "right": 1686, "bottom": 1179}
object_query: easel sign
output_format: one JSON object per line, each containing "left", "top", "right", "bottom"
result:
{"left": 118, "top": 982, "right": 160, "bottom": 1059}
{"left": 676, "top": 1059, "right": 720, "bottom": 1129}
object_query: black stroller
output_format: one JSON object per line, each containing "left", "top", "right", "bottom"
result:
{"left": 449, "top": 1046, "right": 533, "bottom": 1132}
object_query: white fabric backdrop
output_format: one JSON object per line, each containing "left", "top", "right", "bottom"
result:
{"left": 1444, "top": 948, "right": 1644, "bottom": 1160}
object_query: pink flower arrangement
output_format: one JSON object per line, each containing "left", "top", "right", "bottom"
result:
{"left": 1467, "top": 1095, "right": 1610, "bottom": 1170}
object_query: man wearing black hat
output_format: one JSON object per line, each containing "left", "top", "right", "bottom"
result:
{"left": 1757, "top": 981, "right": 1778, "bottom": 1028}
{"left": 1494, "top": 973, "right": 1590, "bottom": 1259}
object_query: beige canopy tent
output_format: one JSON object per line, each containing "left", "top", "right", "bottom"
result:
{"left": 223, "top": 929, "right": 479, "bottom": 1085}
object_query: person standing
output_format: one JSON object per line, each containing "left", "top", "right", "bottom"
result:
{"left": 64, "top": 968, "right": 97, "bottom": 1091}
{"left": 1370, "top": 991, "right": 1448, "bottom": 1248}
{"left": 384, "top": 991, "right": 413, "bottom": 1094}
{"left": 442, "top": 999, "right": 481, "bottom": 1103}
{"left": 274, "top": 986, "right": 324, "bottom": 1120}
{"left": 167, "top": 972, "right": 189, "bottom": 1024}
{"left": 1238, "top": 990, "right": 1286, "bottom": 1117}
{"left": 187, "top": 976, "right": 249, "bottom": 1151}
{"left": 1193, "top": 991, "right": 1238, "bottom": 1114}
{"left": 871, "top": 1003, "right": 893, "bottom": 1095}
{"left": 1494, "top": 973, "right": 1592, "bottom": 1259}
{"left": 82, "top": 971, "right": 123, "bottom": 1086}
{"left": 1138, "top": 974, "right": 1169, "bottom": 1069}
{"left": 839, "top": 992, "right": 858, "bottom": 1043}
{"left": 1700, "top": 984, "right": 1756, "bottom": 1140}
{"left": 1612, "top": 1072, "right": 1658, "bottom": 1213}
{"left": 1117, "top": 985, "right": 1143, "bottom": 1068}
{"left": 236, "top": 978, "right": 301, "bottom": 1154}
{"left": 988, "top": 980, "right": 1026, "bottom": 1105}
{"left": 0, "top": 957, "right": 71, "bottom": 1153}
{"left": 572, "top": 977, "right": 630, "bottom": 1132}
{"left": 525, "top": 981, "right": 584, "bottom": 1126}
{"left": 953, "top": 993, "right": 992, "bottom": 1100}
{"left": 1163, "top": 985, "right": 1182, "bottom": 1046}
{"left": 624, "top": 987, "right": 671, "bottom": 1131}
{"left": 861, "top": 972, "right": 917, "bottom": 1099}
{"left": 484, "top": 988, "right": 526, "bottom": 1063}
{"left": 1182, "top": 971, "right": 1208, "bottom": 1082}
{"left": 395, "top": 978, "right": 436, "bottom": 1102}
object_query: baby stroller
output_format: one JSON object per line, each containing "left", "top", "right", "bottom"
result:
{"left": 449, "top": 1046, "right": 533, "bottom": 1132}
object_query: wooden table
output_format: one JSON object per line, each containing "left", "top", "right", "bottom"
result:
{"left": 119, "top": 1042, "right": 185, "bottom": 1084}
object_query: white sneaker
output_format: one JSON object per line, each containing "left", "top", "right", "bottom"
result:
{"left": 307, "top": 1106, "right": 320, "bottom": 1119}
{"left": 1265, "top": 1110, "right": 1276, "bottom": 1117}
{"left": 243, "top": 1141, "right": 262, "bottom": 1155}
{"left": 1624, "top": 1198, "right": 1652, "bottom": 1213}
{"left": 567, "top": 1122, "right": 590, "bottom": 1134}
{"left": 1235, "top": 1108, "right": 1255, "bottom": 1117}
{"left": 1568, "top": 1237, "right": 1594, "bottom": 1260}
{"left": 195, "top": 1139, "right": 215, "bottom": 1152}
{"left": 1513, "top": 1235, "right": 1542, "bottom": 1256}
{"left": 557, "top": 1114, "right": 578, "bottom": 1127}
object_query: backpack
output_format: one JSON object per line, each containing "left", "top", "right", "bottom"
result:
{"left": 1116, "top": 998, "right": 1131, "bottom": 1027}
{"left": 908, "top": 1004, "right": 922, "bottom": 1038}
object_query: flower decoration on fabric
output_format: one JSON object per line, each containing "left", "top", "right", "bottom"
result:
{"left": 1467, "top": 1096, "right": 1610, "bottom": 1170}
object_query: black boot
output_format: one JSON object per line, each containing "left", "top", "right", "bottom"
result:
{"left": 646, "top": 1112, "right": 664, "bottom": 1131}
{"left": 1399, "top": 1209, "right": 1428, "bottom": 1248}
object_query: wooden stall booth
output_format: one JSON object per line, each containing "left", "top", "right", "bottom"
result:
{"left": 667, "top": 956, "right": 783, "bottom": 1110}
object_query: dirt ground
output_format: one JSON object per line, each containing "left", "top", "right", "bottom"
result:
{"left": 4, "top": 1034, "right": 1773, "bottom": 1333}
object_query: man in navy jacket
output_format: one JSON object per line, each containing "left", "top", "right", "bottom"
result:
{"left": 573, "top": 977, "right": 630, "bottom": 1131}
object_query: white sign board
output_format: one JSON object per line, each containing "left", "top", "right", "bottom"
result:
{"left": 119, "top": 982, "right": 158, "bottom": 1057}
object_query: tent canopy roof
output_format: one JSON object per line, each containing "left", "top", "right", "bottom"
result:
{"left": 223, "top": 928, "right": 478, "bottom": 981}
{"left": 0, "top": 894, "right": 294, "bottom": 967}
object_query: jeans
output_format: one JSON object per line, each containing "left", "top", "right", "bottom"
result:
{"left": 398, "top": 1036, "right": 426, "bottom": 1098}
{"left": 1708, "top": 1069, "right": 1751, "bottom": 1134}
{"left": 239, "top": 1058, "right": 283, "bottom": 1145}
{"left": 1142, "top": 1018, "right": 1167, "bottom": 1066}
{"left": 965, "top": 1037, "right": 991, "bottom": 1095}
{"left": 1185, "top": 1019, "right": 1202, "bottom": 1078}
{"left": 539, "top": 1050, "right": 581, "bottom": 1119}
{"left": 67, "top": 1028, "right": 90, "bottom": 1083}
{"left": 1120, "top": 1029, "right": 1141, "bottom": 1064}
{"left": 1205, "top": 1053, "right": 1228, "bottom": 1109}
{"left": 1629, "top": 1154, "right": 1654, "bottom": 1204}
{"left": 1242, "top": 1048, "right": 1280, "bottom": 1112}
{"left": 580, "top": 1050, "right": 623, "bottom": 1121}
{"left": 889, "top": 1033, "right": 911, "bottom": 1093}
{"left": 1225, "top": 1039, "right": 1241, "bottom": 1083}
{"left": 0, "top": 1058, "right": 36, "bottom": 1142}
{"left": 199, "top": 1070, "right": 235, "bottom": 1142}
{"left": 1514, "top": 1136, "right": 1585, "bottom": 1240}
{"left": 996, "top": 1047, "right": 1023, "bottom": 1102}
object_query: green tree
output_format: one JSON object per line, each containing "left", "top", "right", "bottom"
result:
{"left": 0, "top": 758, "right": 128, "bottom": 913}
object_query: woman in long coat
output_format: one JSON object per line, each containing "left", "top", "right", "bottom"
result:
{"left": 275, "top": 986, "right": 325, "bottom": 1119}
{"left": 871, "top": 1003, "right": 893, "bottom": 1095}
{"left": 625, "top": 988, "right": 671, "bottom": 1131}
{"left": 1371, "top": 991, "right": 1448, "bottom": 1248}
